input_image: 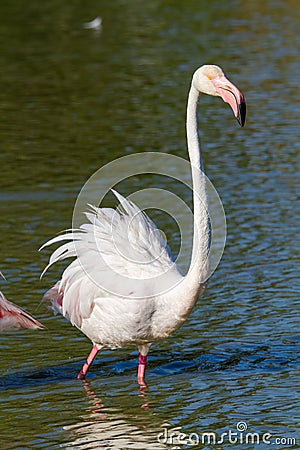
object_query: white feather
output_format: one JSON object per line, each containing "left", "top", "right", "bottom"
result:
{"left": 42, "top": 190, "right": 183, "bottom": 340}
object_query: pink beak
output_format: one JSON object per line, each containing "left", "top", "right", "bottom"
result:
{"left": 211, "top": 75, "right": 246, "bottom": 127}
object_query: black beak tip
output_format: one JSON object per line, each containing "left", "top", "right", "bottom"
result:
{"left": 237, "top": 100, "right": 246, "bottom": 127}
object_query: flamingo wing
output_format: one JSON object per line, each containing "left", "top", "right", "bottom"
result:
{"left": 0, "top": 291, "right": 44, "bottom": 331}
{"left": 43, "top": 190, "right": 176, "bottom": 273}
{"left": 42, "top": 190, "right": 182, "bottom": 328}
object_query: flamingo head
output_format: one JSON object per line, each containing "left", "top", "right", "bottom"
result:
{"left": 192, "top": 64, "right": 246, "bottom": 127}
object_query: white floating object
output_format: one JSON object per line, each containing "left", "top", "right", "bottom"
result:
{"left": 83, "top": 16, "right": 102, "bottom": 31}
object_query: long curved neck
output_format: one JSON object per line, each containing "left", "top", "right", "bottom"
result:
{"left": 186, "top": 84, "right": 210, "bottom": 288}
{"left": 165, "top": 84, "right": 210, "bottom": 322}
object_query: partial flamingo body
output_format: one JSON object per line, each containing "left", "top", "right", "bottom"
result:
{"left": 42, "top": 64, "right": 246, "bottom": 385}
{"left": 0, "top": 291, "right": 44, "bottom": 331}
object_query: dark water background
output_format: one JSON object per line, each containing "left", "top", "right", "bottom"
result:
{"left": 0, "top": 0, "right": 299, "bottom": 448}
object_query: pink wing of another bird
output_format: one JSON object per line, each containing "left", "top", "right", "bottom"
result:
{"left": 0, "top": 291, "right": 44, "bottom": 331}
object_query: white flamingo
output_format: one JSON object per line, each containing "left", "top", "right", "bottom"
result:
{"left": 42, "top": 64, "right": 246, "bottom": 386}
{"left": 0, "top": 290, "right": 44, "bottom": 331}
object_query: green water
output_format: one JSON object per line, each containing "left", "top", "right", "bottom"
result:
{"left": 0, "top": 0, "right": 299, "bottom": 448}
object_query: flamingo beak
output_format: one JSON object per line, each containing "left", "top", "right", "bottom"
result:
{"left": 211, "top": 75, "right": 246, "bottom": 127}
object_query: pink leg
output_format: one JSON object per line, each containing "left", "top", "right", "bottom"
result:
{"left": 137, "top": 353, "right": 147, "bottom": 387}
{"left": 77, "top": 345, "right": 99, "bottom": 379}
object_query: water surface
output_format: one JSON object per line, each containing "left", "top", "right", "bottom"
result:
{"left": 0, "top": 0, "right": 299, "bottom": 448}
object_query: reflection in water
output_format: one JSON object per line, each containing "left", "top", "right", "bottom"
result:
{"left": 62, "top": 381, "right": 168, "bottom": 449}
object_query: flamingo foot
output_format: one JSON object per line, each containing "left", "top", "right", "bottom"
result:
{"left": 137, "top": 353, "right": 147, "bottom": 388}
{"left": 77, "top": 371, "right": 86, "bottom": 380}
{"left": 77, "top": 345, "right": 99, "bottom": 379}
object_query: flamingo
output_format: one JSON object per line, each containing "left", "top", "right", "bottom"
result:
{"left": 0, "top": 290, "right": 44, "bottom": 331}
{"left": 41, "top": 64, "right": 246, "bottom": 386}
